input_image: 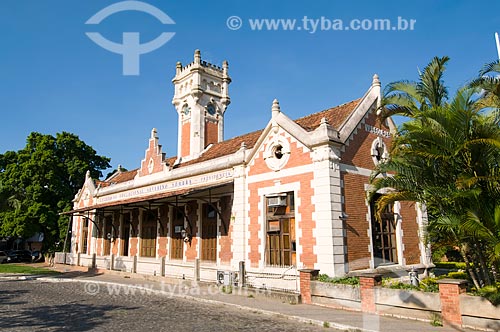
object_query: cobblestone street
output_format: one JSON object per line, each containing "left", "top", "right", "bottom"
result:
{"left": 0, "top": 279, "right": 328, "bottom": 331}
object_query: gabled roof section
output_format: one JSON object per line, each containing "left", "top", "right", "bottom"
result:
{"left": 176, "top": 99, "right": 360, "bottom": 166}
{"left": 180, "top": 130, "right": 262, "bottom": 167}
{"left": 178, "top": 75, "right": 382, "bottom": 166}
{"left": 105, "top": 168, "right": 139, "bottom": 184}
{"left": 72, "top": 170, "right": 97, "bottom": 203}
{"left": 94, "top": 166, "right": 139, "bottom": 188}
{"left": 138, "top": 128, "right": 168, "bottom": 177}
{"left": 295, "top": 99, "right": 362, "bottom": 132}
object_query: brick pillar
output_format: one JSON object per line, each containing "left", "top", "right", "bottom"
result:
{"left": 359, "top": 273, "right": 382, "bottom": 313}
{"left": 299, "top": 269, "right": 319, "bottom": 304}
{"left": 437, "top": 279, "right": 467, "bottom": 327}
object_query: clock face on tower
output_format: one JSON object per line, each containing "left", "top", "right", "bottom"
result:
{"left": 182, "top": 104, "right": 190, "bottom": 115}
{"left": 206, "top": 103, "right": 216, "bottom": 115}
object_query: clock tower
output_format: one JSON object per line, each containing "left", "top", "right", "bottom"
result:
{"left": 172, "top": 50, "right": 231, "bottom": 161}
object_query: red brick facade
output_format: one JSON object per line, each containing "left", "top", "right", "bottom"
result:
{"left": 343, "top": 171, "right": 371, "bottom": 271}
{"left": 399, "top": 202, "right": 421, "bottom": 265}
{"left": 218, "top": 195, "right": 233, "bottom": 264}
{"left": 157, "top": 205, "right": 169, "bottom": 257}
{"left": 205, "top": 120, "right": 218, "bottom": 148}
{"left": 181, "top": 122, "right": 190, "bottom": 157}
{"left": 185, "top": 200, "right": 199, "bottom": 261}
{"left": 342, "top": 111, "right": 392, "bottom": 169}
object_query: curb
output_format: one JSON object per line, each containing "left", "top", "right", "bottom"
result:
{"left": 36, "top": 276, "right": 377, "bottom": 332}
{"left": 0, "top": 275, "right": 38, "bottom": 281}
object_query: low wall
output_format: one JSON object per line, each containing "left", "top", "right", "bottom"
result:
{"left": 245, "top": 269, "right": 299, "bottom": 293}
{"left": 311, "top": 281, "right": 360, "bottom": 310}
{"left": 375, "top": 287, "right": 440, "bottom": 320}
{"left": 95, "top": 256, "right": 110, "bottom": 269}
{"left": 308, "top": 276, "right": 500, "bottom": 331}
{"left": 136, "top": 257, "right": 161, "bottom": 276}
{"left": 461, "top": 294, "right": 500, "bottom": 330}
{"left": 113, "top": 256, "right": 134, "bottom": 272}
{"left": 164, "top": 261, "right": 195, "bottom": 279}
{"left": 80, "top": 254, "right": 93, "bottom": 267}
{"left": 199, "top": 265, "right": 218, "bottom": 283}
{"left": 54, "top": 253, "right": 77, "bottom": 265}
{"left": 311, "top": 281, "right": 444, "bottom": 321}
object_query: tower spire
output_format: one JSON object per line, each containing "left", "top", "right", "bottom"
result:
{"left": 172, "top": 50, "right": 231, "bottom": 160}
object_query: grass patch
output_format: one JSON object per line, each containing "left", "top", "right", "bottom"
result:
{"left": 221, "top": 285, "right": 233, "bottom": 294}
{"left": 0, "top": 264, "right": 60, "bottom": 275}
{"left": 429, "top": 313, "right": 442, "bottom": 327}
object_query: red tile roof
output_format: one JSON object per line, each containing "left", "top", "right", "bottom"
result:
{"left": 100, "top": 168, "right": 138, "bottom": 186}
{"left": 180, "top": 130, "right": 263, "bottom": 167}
{"left": 295, "top": 99, "right": 361, "bottom": 132}
{"left": 110, "top": 168, "right": 138, "bottom": 182}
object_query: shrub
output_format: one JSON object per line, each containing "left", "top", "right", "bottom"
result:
{"left": 317, "top": 274, "right": 359, "bottom": 286}
{"left": 382, "top": 277, "right": 419, "bottom": 291}
{"left": 474, "top": 285, "right": 500, "bottom": 306}
{"left": 419, "top": 277, "right": 439, "bottom": 293}
{"left": 469, "top": 283, "right": 500, "bottom": 306}
{"left": 381, "top": 276, "right": 439, "bottom": 293}
{"left": 433, "top": 262, "right": 467, "bottom": 270}
{"left": 446, "top": 271, "right": 468, "bottom": 279}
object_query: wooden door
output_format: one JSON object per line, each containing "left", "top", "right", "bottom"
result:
{"left": 201, "top": 204, "right": 217, "bottom": 262}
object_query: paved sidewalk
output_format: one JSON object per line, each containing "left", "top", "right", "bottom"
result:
{"left": 4, "top": 264, "right": 477, "bottom": 332}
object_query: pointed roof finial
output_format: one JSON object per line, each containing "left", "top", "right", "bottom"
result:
{"left": 194, "top": 49, "right": 201, "bottom": 64}
{"left": 372, "top": 74, "right": 381, "bottom": 87}
{"left": 151, "top": 128, "right": 158, "bottom": 139}
{"left": 272, "top": 99, "right": 280, "bottom": 115}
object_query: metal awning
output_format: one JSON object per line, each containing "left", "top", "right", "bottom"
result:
{"left": 60, "top": 181, "right": 233, "bottom": 215}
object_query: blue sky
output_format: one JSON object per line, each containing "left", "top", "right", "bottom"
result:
{"left": 1, "top": 0, "right": 499, "bottom": 176}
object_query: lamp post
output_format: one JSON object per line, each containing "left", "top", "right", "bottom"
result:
{"left": 495, "top": 32, "right": 500, "bottom": 60}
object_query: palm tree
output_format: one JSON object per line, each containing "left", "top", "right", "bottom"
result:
{"left": 378, "top": 56, "right": 450, "bottom": 120}
{"left": 471, "top": 60, "right": 500, "bottom": 109}
{"left": 371, "top": 59, "right": 500, "bottom": 287}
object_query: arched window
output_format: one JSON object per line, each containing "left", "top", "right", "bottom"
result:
{"left": 371, "top": 138, "right": 388, "bottom": 165}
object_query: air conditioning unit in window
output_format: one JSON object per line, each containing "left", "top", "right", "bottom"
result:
{"left": 267, "top": 195, "right": 287, "bottom": 207}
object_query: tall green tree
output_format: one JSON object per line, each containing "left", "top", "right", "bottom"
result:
{"left": 0, "top": 132, "right": 111, "bottom": 249}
